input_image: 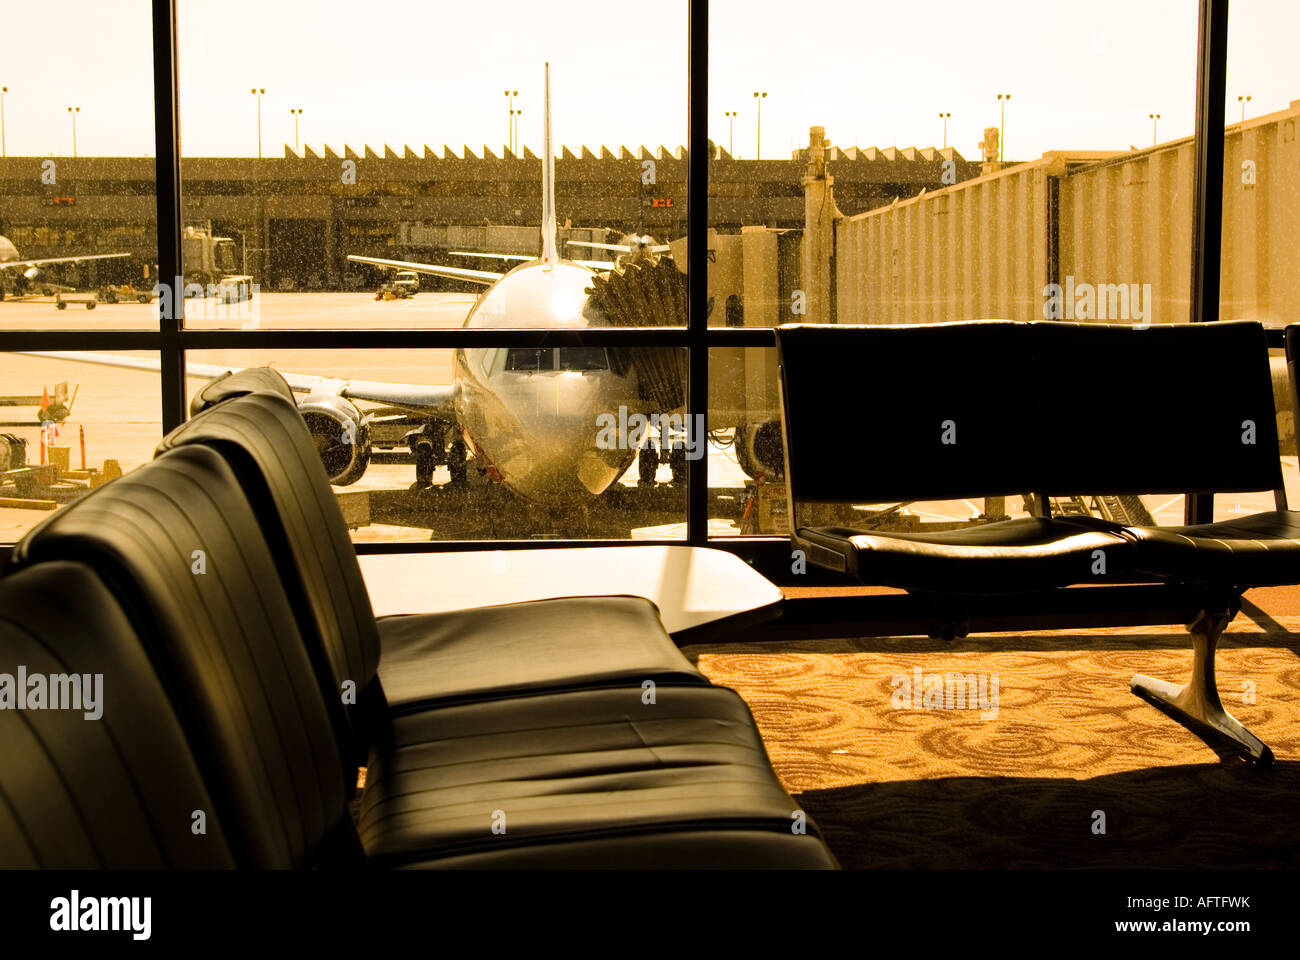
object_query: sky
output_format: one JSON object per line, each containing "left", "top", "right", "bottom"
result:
{"left": 0, "top": 0, "right": 1296, "bottom": 160}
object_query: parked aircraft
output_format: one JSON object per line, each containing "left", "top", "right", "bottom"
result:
{"left": 566, "top": 234, "right": 670, "bottom": 265}
{"left": 0, "top": 235, "right": 130, "bottom": 300}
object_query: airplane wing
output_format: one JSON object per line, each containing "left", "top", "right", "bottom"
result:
{"left": 448, "top": 250, "right": 614, "bottom": 272}
{"left": 0, "top": 252, "right": 132, "bottom": 270}
{"left": 566, "top": 240, "right": 672, "bottom": 254}
{"left": 346, "top": 254, "right": 503, "bottom": 286}
{"left": 12, "top": 351, "right": 458, "bottom": 419}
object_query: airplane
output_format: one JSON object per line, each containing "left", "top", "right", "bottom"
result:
{"left": 566, "top": 234, "right": 671, "bottom": 265}
{"left": 441, "top": 231, "right": 669, "bottom": 273}
{"left": 0, "top": 235, "right": 131, "bottom": 301}
{"left": 444, "top": 249, "right": 617, "bottom": 272}
{"left": 12, "top": 63, "right": 680, "bottom": 506}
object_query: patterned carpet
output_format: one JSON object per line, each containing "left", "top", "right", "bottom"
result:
{"left": 687, "top": 598, "right": 1300, "bottom": 869}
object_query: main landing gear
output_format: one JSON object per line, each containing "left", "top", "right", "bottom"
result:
{"left": 637, "top": 441, "right": 687, "bottom": 487}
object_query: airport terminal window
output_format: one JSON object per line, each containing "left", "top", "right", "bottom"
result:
{"left": 703, "top": 0, "right": 1294, "bottom": 536}
{"left": 710, "top": 0, "right": 1201, "bottom": 329}
{"left": 0, "top": 0, "right": 159, "bottom": 333}
{"left": 0, "top": 353, "right": 163, "bottom": 540}
{"left": 1216, "top": 1, "right": 1300, "bottom": 521}
{"left": 176, "top": 0, "right": 687, "bottom": 330}
{"left": 0, "top": 0, "right": 1291, "bottom": 550}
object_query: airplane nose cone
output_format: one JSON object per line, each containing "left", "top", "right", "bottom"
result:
{"left": 486, "top": 374, "right": 637, "bottom": 503}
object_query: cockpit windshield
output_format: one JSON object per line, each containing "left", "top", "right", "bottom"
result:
{"left": 503, "top": 347, "right": 610, "bottom": 372}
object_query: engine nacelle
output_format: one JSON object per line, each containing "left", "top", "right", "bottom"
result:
{"left": 736, "top": 419, "right": 785, "bottom": 481}
{"left": 298, "top": 394, "right": 371, "bottom": 486}
{"left": 22, "top": 266, "right": 43, "bottom": 282}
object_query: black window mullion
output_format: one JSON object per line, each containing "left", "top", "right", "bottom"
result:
{"left": 151, "top": 0, "right": 185, "bottom": 433}
{"left": 686, "top": 0, "right": 709, "bottom": 545}
{"left": 1186, "top": 0, "right": 1229, "bottom": 525}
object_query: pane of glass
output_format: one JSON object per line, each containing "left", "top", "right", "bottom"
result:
{"left": 0, "top": 351, "right": 161, "bottom": 539}
{"left": 189, "top": 346, "right": 686, "bottom": 542}
{"left": 708, "top": 0, "right": 1216, "bottom": 535}
{"left": 176, "top": 0, "right": 688, "bottom": 329}
{"left": 0, "top": 0, "right": 158, "bottom": 330}
{"left": 1219, "top": 2, "right": 1300, "bottom": 521}
{"left": 709, "top": 0, "right": 1198, "bottom": 327}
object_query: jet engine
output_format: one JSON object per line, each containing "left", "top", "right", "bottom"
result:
{"left": 22, "top": 266, "right": 43, "bottom": 283}
{"left": 735, "top": 419, "right": 785, "bottom": 481}
{"left": 298, "top": 394, "right": 371, "bottom": 486}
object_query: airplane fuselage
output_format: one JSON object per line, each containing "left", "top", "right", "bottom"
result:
{"left": 0, "top": 237, "right": 34, "bottom": 296}
{"left": 451, "top": 260, "right": 644, "bottom": 504}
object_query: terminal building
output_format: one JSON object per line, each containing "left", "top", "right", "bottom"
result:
{"left": 0, "top": 142, "right": 981, "bottom": 291}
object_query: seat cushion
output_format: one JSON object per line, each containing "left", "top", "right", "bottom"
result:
{"left": 400, "top": 830, "right": 839, "bottom": 869}
{"left": 1128, "top": 510, "right": 1300, "bottom": 585}
{"left": 376, "top": 596, "right": 708, "bottom": 713}
{"left": 359, "top": 685, "right": 826, "bottom": 866}
{"left": 799, "top": 518, "right": 1131, "bottom": 592}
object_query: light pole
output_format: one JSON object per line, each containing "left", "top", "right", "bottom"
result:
{"left": 513, "top": 109, "right": 522, "bottom": 154}
{"left": 289, "top": 108, "right": 303, "bottom": 152}
{"left": 753, "top": 91, "right": 766, "bottom": 159}
{"left": 997, "top": 93, "right": 1011, "bottom": 162}
{"left": 250, "top": 88, "right": 265, "bottom": 158}
{"left": 1149, "top": 112, "right": 1161, "bottom": 145}
{"left": 724, "top": 111, "right": 736, "bottom": 155}
{"left": 66, "top": 106, "right": 79, "bottom": 157}
{"left": 1, "top": 87, "right": 7, "bottom": 158}
{"left": 1238, "top": 94, "right": 1252, "bottom": 124}
{"left": 938, "top": 112, "right": 950, "bottom": 149}
{"left": 504, "top": 89, "right": 517, "bottom": 152}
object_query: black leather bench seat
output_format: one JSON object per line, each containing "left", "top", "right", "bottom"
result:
{"left": 4, "top": 441, "right": 836, "bottom": 868}
{"left": 360, "top": 685, "right": 812, "bottom": 865}
{"left": 799, "top": 518, "right": 1130, "bottom": 593}
{"left": 1128, "top": 510, "right": 1300, "bottom": 585}
{"left": 773, "top": 319, "right": 1300, "bottom": 763}
{"left": 376, "top": 597, "right": 707, "bottom": 713}
{"left": 158, "top": 388, "right": 707, "bottom": 723}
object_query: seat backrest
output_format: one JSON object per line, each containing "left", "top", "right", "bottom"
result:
{"left": 7, "top": 445, "right": 357, "bottom": 869}
{"left": 156, "top": 390, "right": 384, "bottom": 747}
{"left": 0, "top": 562, "right": 234, "bottom": 869}
{"left": 188, "top": 365, "right": 296, "bottom": 418}
{"left": 776, "top": 320, "right": 1283, "bottom": 507}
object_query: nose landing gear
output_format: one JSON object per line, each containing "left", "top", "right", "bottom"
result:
{"left": 405, "top": 421, "right": 470, "bottom": 490}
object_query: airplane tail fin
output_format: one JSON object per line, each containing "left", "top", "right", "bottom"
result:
{"left": 540, "top": 62, "right": 558, "bottom": 269}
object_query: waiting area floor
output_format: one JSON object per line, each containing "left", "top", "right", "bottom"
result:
{"left": 688, "top": 585, "right": 1300, "bottom": 869}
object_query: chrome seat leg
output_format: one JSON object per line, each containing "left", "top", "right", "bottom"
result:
{"left": 1130, "top": 609, "right": 1273, "bottom": 764}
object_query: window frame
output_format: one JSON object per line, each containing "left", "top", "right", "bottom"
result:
{"left": 0, "top": 0, "right": 1249, "bottom": 559}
